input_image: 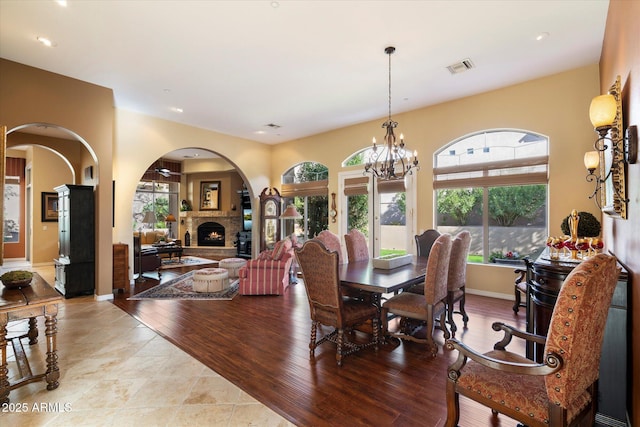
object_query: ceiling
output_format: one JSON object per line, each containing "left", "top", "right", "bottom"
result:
{"left": 0, "top": 1, "right": 609, "bottom": 146}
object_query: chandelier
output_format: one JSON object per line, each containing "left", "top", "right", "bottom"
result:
{"left": 364, "top": 46, "right": 419, "bottom": 181}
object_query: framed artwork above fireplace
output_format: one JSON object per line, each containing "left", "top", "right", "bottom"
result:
{"left": 200, "top": 181, "right": 220, "bottom": 210}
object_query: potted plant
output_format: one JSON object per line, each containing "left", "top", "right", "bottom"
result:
{"left": 490, "top": 250, "right": 525, "bottom": 266}
{"left": 1, "top": 270, "right": 34, "bottom": 289}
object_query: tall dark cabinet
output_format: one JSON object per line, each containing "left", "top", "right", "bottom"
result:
{"left": 53, "top": 184, "right": 95, "bottom": 298}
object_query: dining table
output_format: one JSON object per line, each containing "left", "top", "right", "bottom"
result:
{"left": 338, "top": 256, "right": 428, "bottom": 309}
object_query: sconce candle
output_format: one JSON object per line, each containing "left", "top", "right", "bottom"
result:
{"left": 589, "top": 94, "right": 617, "bottom": 130}
{"left": 583, "top": 151, "right": 599, "bottom": 171}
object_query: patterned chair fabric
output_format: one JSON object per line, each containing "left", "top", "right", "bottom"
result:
{"left": 381, "top": 233, "right": 452, "bottom": 357}
{"left": 314, "top": 230, "right": 344, "bottom": 264}
{"left": 344, "top": 229, "right": 369, "bottom": 263}
{"left": 445, "top": 253, "right": 619, "bottom": 427}
{"left": 445, "top": 230, "right": 471, "bottom": 335}
{"left": 238, "top": 238, "right": 294, "bottom": 295}
{"left": 294, "top": 239, "right": 379, "bottom": 366}
{"left": 414, "top": 229, "right": 441, "bottom": 258}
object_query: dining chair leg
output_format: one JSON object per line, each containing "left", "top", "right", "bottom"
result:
{"left": 447, "top": 293, "right": 458, "bottom": 335}
{"left": 309, "top": 322, "right": 318, "bottom": 359}
{"left": 459, "top": 290, "right": 469, "bottom": 327}
{"left": 336, "top": 328, "right": 344, "bottom": 366}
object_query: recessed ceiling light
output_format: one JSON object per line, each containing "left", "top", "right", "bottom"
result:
{"left": 56, "top": 0, "right": 68, "bottom": 7}
{"left": 36, "top": 36, "right": 56, "bottom": 47}
{"left": 254, "top": 130, "right": 266, "bottom": 135}
{"left": 271, "top": 1, "right": 280, "bottom": 8}
{"left": 536, "top": 32, "right": 550, "bottom": 41}
{"left": 171, "top": 107, "right": 183, "bottom": 113}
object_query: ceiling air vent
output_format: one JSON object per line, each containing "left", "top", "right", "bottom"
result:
{"left": 447, "top": 58, "right": 474, "bottom": 75}
{"left": 265, "top": 123, "right": 282, "bottom": 129}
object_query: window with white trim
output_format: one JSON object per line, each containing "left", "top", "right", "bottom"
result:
{"left": 434, "top": 129, "right": 549, "bottom": 264}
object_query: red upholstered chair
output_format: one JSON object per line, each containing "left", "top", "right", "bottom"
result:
{"left": 446, "top": 230, "right": 471, "bottom": 335}
{"left": 295, "top": 239, "right": 379, "bottom": 366}
{"left": 238, "top": 238, "right": 293, "bottom": 295}
{"left": 445, "top": 253, "right": 619, "bottom": 427}
{"left": 314, "top": 230, "right": 344, "bottom": 264}
{"left": 344, "top": 229, "right": 369, "bottom": 263}
{"left": 381, "top": 233, "right": 452, "bottom": 357}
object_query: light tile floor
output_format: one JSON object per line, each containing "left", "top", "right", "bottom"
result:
{"left": 2, "top": 261, "right": 293, "bottom": 427}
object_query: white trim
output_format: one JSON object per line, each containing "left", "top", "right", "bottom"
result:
{"left": 95, "top": 293, "right": 114, "bottom": 301}
{"left": 465, "top": 288, "right": 514, "bottom": 301}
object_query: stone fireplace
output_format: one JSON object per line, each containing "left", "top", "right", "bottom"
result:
{"left": 180, "top": 210, "right": 243, "bottom": 258}
{"left": 198, "top": 221, "right": 225, "bottom": 246}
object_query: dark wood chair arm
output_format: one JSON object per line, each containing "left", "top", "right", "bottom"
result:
{"left": 491, "top": 322, "right": 547, "bottom": 350}
{"left": 514, "top": 268, "right": 526, "bottom": 284}
{"left": 445, "top": 338, "right": 562, "bottom": 380}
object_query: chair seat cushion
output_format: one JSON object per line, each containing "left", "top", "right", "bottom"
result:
{"left": 383, "top": 291, "right": 445, "bottom": 319}
{"left": 457, "top": 349, "right": 591, "bottom": 424}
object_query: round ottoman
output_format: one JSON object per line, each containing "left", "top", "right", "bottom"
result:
{"left": 192, "top": 268, "right": 229, "bottom": 293}
{"left": 219, "top": 257, "right": 248, "bottom": 279}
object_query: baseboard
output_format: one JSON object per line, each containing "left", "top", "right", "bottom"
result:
{"left": 95, "top": 293, "right": 114, "bottom": 301}
{"left": 465, "top": 288, "right": 514, "bottom": 301}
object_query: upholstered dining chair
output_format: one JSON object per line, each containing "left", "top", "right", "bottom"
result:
{"left": 446, "top": 230, "right": 471, "bottom": 335}
{"left": 445, "top": 253, "right": 619, "bottom": 427}
{"left": 314, "top": 230, "right": 344, "bottom": 264}
{"left": 295, "top": 239, "right": 379, "bottom": 366}
{"left": 344, "top": 229, "right": 369, "bottom": 263}
{"left": 415, "top": 229, "right": 441, "bottom": 257}
{"left": 381, "top": 233, "right": 452, "bottom": 358}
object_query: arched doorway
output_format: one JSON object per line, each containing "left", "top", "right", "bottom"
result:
{"left": 2, "top": 123, "right": 97, "bottom": 265}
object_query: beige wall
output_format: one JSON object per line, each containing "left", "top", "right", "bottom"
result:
{"left": 112, "top": 109, "right": 272, "bottom": 273}
{"left": 0, "top": 58, "right": 114, "bottom": 298}
{"left": 271, "top": 65, "right": 602, "bottom": 296}
{"left": 599, "top": 0, "right": 639, "bottom": 422}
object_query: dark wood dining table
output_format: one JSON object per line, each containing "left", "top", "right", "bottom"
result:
{"left": 338, "top": 256, "right": 428, "bottom": 307}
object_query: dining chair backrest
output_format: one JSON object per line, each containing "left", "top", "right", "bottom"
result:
{"left": 415, "top": 229, "right": 441, "bottom": 257}
{"left": 295, "top": 239, "right": 343, "bottom": 326}
{"left": 423, "top": 233, "right": 452, "bottom": 304}
{"left": 344, "top": 229, "right": 369, "bottom": 263}
{"left": 447, "top": 231, "right": 471, "bottom": 292}
{"left": 315, "top": 230, "right": 344, "bottom": 264}
{"left": 543, "top": 253, "right": 619, "bottom": 408}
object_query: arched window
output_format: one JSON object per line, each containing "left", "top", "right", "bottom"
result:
{"left": 434, "top": 129, "right": 549, "bottom": 264}
{"left": 281, "top": 162, "right": 329, "bottom": 241}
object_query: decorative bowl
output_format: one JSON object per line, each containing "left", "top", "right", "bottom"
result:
{"left": 1, "top": 270, "right": 34, "bottom": 289}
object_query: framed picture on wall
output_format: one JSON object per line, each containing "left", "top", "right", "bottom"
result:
{"left": 200, "top": 181, "right": 221, "bottom": 210}
{"left": 42, "top": 192, "right": 58, "bottom": 222}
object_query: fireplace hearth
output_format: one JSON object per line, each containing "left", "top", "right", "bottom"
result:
{"left": 198, "top": 222, "right": 225, "bottom": 246}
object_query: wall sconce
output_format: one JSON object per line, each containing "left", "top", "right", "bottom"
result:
{"left": 584, "top": 76, "right": 638, "bottom": 219}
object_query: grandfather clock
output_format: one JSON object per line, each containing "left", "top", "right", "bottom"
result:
{"left": 259, "top": 187, "right": 281, "bottom": 252}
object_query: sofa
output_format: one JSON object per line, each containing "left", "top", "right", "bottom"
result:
{"left": 238, "top": 237, "right": 294, "bottom": 295}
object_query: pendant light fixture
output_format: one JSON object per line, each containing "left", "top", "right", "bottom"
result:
{"left": 364, "top": 46, "right": 419, "bottom": 180}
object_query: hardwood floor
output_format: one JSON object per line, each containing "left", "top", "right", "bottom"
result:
{"left": 113, "top": 267, "right": 526, "bottom": 427}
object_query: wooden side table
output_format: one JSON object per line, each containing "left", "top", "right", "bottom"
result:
{"left": 113, "top": 243, "right": 129, "bottom": 292}
{"left": 0, "top": 273, "right": 62, "bottom": 404}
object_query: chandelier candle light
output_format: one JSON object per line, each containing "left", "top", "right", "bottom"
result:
{"left": 364, "top": 46, "right": 419, "bottom": 181}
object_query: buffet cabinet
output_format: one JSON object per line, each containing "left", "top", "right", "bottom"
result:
{"left": 54, "top": 184, "right": 95, "bottom": 298}
{"left": 525, "top": 255, "right": 629, "bottom": 427}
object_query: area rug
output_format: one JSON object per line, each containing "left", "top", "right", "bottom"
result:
{"left": 128, "top": 271, "right": 239, "bottom": 300}
{"left": 160, "top": 255, "right": 218, "bottom": 270}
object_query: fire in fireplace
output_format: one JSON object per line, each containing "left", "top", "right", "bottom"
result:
{"left": 197, "top": 222, "right": 225, "bottom": 246}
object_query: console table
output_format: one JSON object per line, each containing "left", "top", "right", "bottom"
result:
{"left": 524, "top": 253, "right": 629, "bottom": 427}
{"left": 0, "top": 273, "right": 62, "bottom": 404}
